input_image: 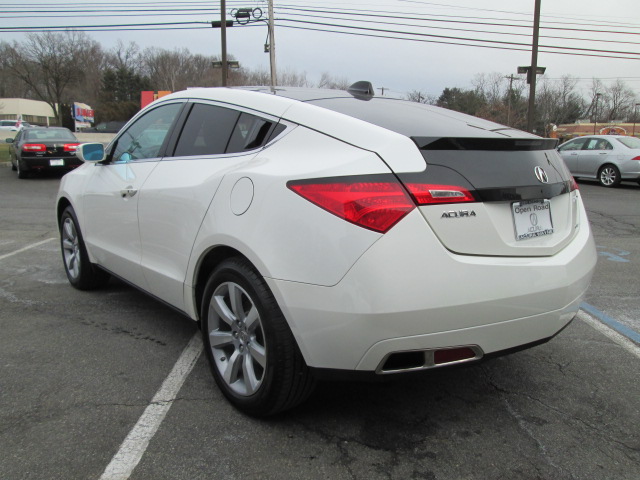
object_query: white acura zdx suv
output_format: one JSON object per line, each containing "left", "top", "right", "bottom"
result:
{"left": 57, "top": 83, "right": 597, "bottom": 416}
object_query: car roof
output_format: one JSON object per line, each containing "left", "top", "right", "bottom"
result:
{"left": 24, "top": 126, "right": 71, "bottom": 131}
{"left": 569, "top": 135, "right": 624, "bottom": 139}
{"left": 165, "top": 86, "right": 536, "bottom": 140}
{"left": 239, "top": 86, "right": 525, "bottom": 137}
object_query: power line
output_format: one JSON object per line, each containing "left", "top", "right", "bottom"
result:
{"left": 275, "top": 23, "right": 640, "bottom": 61}
{"left": 276, "top": 5, "right": 640, "bottom": 32}
{"left": 274, "top": 11, "right": 640, "bottom": 47}
{"left": 275, "top": 18, "right": 640, "bottom": 57}
{"left": 395, "top": 0, "right": 640, "bottom": 28}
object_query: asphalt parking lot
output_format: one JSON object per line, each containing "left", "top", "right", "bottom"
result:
{"left": 1, "top": 165, "right": 638, "bottom": 480}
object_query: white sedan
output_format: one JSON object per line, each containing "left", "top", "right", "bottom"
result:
{"left": 57, "top": 84, "right": 597, "bottom": 416}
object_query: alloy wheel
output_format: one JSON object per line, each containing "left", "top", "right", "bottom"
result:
{"left": 207, "top": 281, "right": 267, "bottom": 396}
{"left": 600, "top": 166, "right": 618, "bottom": 186}
{"left": 61, "top": 217, "right": 81, "bottom": 280}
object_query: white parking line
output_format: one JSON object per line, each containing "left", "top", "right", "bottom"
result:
{"left": 578, "top": 311, "right": 640, "bottom": 359}
{"left": 99, "top": 333, "right": 203, "bottom": 480}
{"left": 0, "top": 238, "right": 56, "bottom": 262}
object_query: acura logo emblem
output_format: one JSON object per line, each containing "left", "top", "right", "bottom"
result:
{"left": 534, "top": 166, "right": 549, "bottom": 184}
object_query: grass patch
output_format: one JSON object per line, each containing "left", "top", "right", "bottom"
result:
{"left": 0, "top": 143, "right": 10, "bottom": 162}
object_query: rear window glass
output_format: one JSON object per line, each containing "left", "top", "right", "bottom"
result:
{"left": 24, "top": 129, "right": 77, "bottom": 141}
{"left": 226, "top": 113, "right": 275, "bottom": 153}
{"left": 616, "top": 137, "right": 640, "bottom": 149}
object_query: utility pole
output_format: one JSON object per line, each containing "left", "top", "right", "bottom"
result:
{"left": 377, "top": 87, "right": 386, "bottom": 96}
{"left": 593, "top": 93, "right": 602, "bottom": 134}
{"left": 268, "top": 0, "right": 277, "bottom": 89}
{"left": 504, "top": 74, "right": 517, "bottom": 126}
{"left": 221, "top": 0, "right": 228, "bottom": 86}
{"left": 526, "top": 0, "right": 541, "bottom": 133}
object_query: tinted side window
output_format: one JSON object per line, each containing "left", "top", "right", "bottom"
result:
{"left": 174, "top": 104, "right": 239, "bottom": 157}
{"left": 558, "top": 138, "right": 586, "bottom": 152}
{"left": 226, "top": 113, "right": 275, "bottom": 153}
{"left": 111, "top": 103, "right": 182, "bottom": 162}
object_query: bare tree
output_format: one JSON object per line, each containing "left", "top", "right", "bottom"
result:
{"left": 108, "top": 40, "right": 144, "bottom": 72}
{"left": 604, "top": 79, "right": 636, "bottom": 121}
{"left": 317, "top": 72, "right": 349, "bottom": 90}
{"left": 585, "top": 78, "right": 606, "bottom": 122}
{"left": 5, "top": 31, "right": 99, "bottom": 123}
{"left": 0, "top": 42, "right": 33, "bottom": 98}
{"left": 536, "top": 75, "right": 584, "bottom": 130}
{"left": 405, "top": 90, "right": 436, "bottom": 104}
{"left": 277, "top": 69, "right": 310, "bottom": 87}
{"left": 143, "top": 47, "right": 190, "bottom": 91}
{"left": 235, "top": 67, "right": 271, "bottom": 86}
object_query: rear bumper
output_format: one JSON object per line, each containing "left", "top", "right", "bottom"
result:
{"left": 266, "top": 203, "right": 597, "bottom": 372}
{"left": 20, "top": 156, "right": 82, "bottom": 171}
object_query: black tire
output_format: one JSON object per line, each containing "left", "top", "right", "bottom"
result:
{"left": 201, "top": 258, "right": 315, "bottom": 416}
{"left": 59, "top": 206, "right": 110, "bottom": 290}
{"left": 16, "top": 159, "right": 28, "bottom": 179}
{"left": 598, "top": 164, "right": 621, "bottom": 188}
{"left": 11, "top": 161, "right": 17, "bottom": 171}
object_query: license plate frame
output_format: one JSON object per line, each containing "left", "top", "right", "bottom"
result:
{"left": 49, "top": 159, "right": 65, "bottom": 166}
{"left": 512, "top": 199, "right": 554, "bottom": 241}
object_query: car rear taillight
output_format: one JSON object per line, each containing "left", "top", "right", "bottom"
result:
{"left": 631, "top": 156, "right": 640, "bottom": 161}
{"left": 22, "top": 143, "right": 46, "bottom": 152}
{"left": 64, "top": 143, "right": 80, "bottom": 152}
{"left": 404, "top": 183, "right": 476, "bottom": 205}
{"left": 570, "top": 176, "right": 579, "bottom": 191}
{"left": 288, "top": 176, "right": 415, "bottom": 233}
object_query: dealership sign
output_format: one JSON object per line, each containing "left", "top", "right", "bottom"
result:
{"left": 73, "top": 102, "right": 94, "bottom": 123}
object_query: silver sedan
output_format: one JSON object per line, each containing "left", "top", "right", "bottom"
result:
{"left": 557, "top": 135, "right": 640, "bottom": 187}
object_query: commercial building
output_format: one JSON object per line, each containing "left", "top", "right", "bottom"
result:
{"left": 0, "top": 98, "right": 57, "bottom": 126}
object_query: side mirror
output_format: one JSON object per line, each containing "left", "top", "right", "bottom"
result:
{"left": 77, "top": 143, "right": 106, "bottom": 163}
{"left": 5, "top": 138, "right": 13, "bottom": 143}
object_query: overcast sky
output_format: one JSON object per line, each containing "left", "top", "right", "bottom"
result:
{"left": 2, "top": 0, "right": 639, "bottom": 99}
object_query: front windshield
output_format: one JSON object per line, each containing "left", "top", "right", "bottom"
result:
{"left": 616, "top": 137, "right": 640, "bottom": 149}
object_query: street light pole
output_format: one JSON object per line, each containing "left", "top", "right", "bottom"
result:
{"left": 633, "top": 103, "right": 640, "bottom": 137}
{"left": 526, "top": 0, "right": 541, "bottom": 133}
{"left": 221, "top": 0, "right": 228, "bottom": 86}
{"left": 268, "top": 0, "right": 277, "bottom": 89}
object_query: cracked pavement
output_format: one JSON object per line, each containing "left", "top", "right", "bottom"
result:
{"left": 0, "top": 168, "right": 638, "bottom": 479}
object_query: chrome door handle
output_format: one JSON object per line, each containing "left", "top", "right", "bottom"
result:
{"left": 120, "top": 187, "right": 138, "bottom": 198}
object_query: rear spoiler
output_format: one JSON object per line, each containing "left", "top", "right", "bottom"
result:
{"left": 413, "top": 137, "right": 559, "bottom": 151}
